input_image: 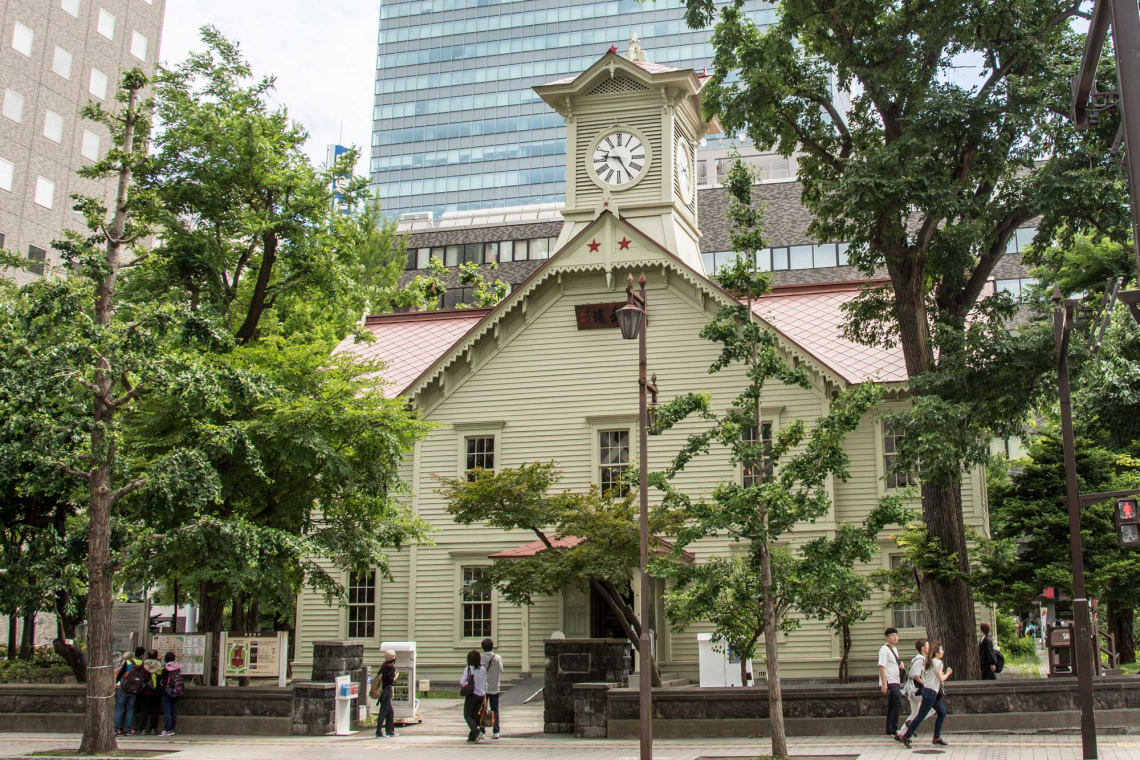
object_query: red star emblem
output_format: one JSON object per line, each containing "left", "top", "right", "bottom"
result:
{"left": 618, "top": 237, "right": 631, "bottom": 250}
{"left": 603, "top": 201, "right": 609, "bottom": 206}
{"left": 588, "top": 239, "right": 600, "bottom": 252}
{"left": 609, "top": 45, "right": 618, "bottom": 54}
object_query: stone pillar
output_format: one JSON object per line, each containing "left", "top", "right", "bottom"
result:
{"left": 309, "top": 641, "right": 367, "bottom": 729}
{"left": 290, "top": 682, "right": 336, "bottom": 736}
{"left": 573, "top": 683, "right": 614, "bottom": 738}
{"left": 544, "top": 638, "right": 631, "bottom": 734}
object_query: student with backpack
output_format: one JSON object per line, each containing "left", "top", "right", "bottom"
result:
{"left": 371, "top": 650, "right": 398, "bottom": 739}
{"left": 135, "top": 650, "right": 164, "bottom": 735}
{"left": 114, "top": 647, "right": 148, "bottom": 736}
{"left": 979, "top": 622, "right": 1003, "bottom": 680}
{"left": 159, "top": 651, "right": 184, "bottom": 737}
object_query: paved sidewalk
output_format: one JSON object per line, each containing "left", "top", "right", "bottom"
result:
{"left": 2, "top": 731, "right": 1137, "bottom": 760}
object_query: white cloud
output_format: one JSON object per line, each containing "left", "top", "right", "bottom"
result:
{"left": 161, "top": 0, "right": 380, "bottom": 176}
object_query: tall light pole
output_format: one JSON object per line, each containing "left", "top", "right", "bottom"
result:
{"left": 616, "top": 273, "right": 654, "bottom": 760}
{"left": 1053, "top": 285, "right": 1098, "bottom": 760}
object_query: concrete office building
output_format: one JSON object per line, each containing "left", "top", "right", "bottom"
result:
{"left": 0, "top": 0, "right": 166, "bottom": 285}
{"left": 371, "top": 0, "right": 793, "bottom": 220}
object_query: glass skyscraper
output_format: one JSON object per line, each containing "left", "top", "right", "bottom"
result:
{"left": 371, "top": 0, "right": 778, "bottom": 219}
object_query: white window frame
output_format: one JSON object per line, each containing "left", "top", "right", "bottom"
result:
{"left": 96, "top": 8, "right": 115, "bottom": 40}
{"left": 875, "top": 418, "right": 919, "bottom": 495}
{"left": 81, "top": 129, "right": 100, "bottom": 161}
{"left": 453, "top": 560, "right": 495, "bottom": 646}
{"left": 12, "top": 22, "right": 34, "bottom": 57}
{"left": 345, "top": 569, "right": 377, "bottom": 640}
{"left": 43, "top": 110, "right": 64, "bottom": 143}
{"left": 34, "top": 176, "right": 55, "bottom": 209}
{"left": 52, "top": 46, "right": 72, "bottom": 80}
{"left": 587, "top": 416, "right": 637, "bottom": 497}
{"left": 129, "top": 30, "right": 147, "bottom": 61}
{"left": 455, "top": 422, "right": 503, "bottom": 480}
{"left": 887, "top": 553, "right": 926, "bottom": 630}
{"left": 61, "top": 0, "right": 81, "bottom": 18}
{"left": 738, "top": 407, "right": 782, "bottom": 486}
{"left": 88, "top": 68, "right": 108, "bottom": 100}
{"left": 0, "top": 157, "right": 13, "bottom": 192}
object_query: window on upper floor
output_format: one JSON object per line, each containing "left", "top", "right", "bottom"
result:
{"left": 3, "top": 89, "right": 24, "bottom": 123}
{"left": 52, "top": 46, "right": 72, "bottom": 79}
{"left": 889, "top": 555, "right": 926, "bottom": 629}
{"left": 11, "top": 22, "right": 33, "bottom": 57}
{"left": 81, "top": 130, "right": 100, "bottom": 161}
{"left": 444, "top": 245, "right": 460, "bottom": 267}
{"left": 27, "top": 245, "right": 46, "bottom": 277}
{"left": 34, "top": 177, "right": 55, "bottom": 209}
{"left": 464, "top": 436, "right": 495, "bottom": 480}
{"left": 742, "top": 423, "right": 773, "bottom": 488}
{"left": 883, "top": 424, "right": 916, "bottom": 490}
{"left": 96, "top": 9, "right": 115, "bottom": 40}
{"left": 43, "top": 111, "right": 64, "bottom": 143}
{"left": 995, "top": 277, "right": 1039, "bottom": 303}
{"left": 130, "top": 30, "right": 147, "bottom": 61}
{"left": 347, "top": 570, "right": 376, "bottom": 638}
{"left": 0, "top": 157, "right": 13, "bottom": 192}
{"left": 89, "top": 68, "right": 108, "bottom": 100}
{"left": 599, "top": 429, "right": 630, "bottom": 497}
{"left": 61, "top": 0, "right": 80, "bottom": 18}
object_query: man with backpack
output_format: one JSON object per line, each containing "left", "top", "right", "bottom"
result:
{"left": 159, "top": 651, "right": 184, "bottom": 737}
{"left": 114, "top": 647, "right": 148, "bottom": 736}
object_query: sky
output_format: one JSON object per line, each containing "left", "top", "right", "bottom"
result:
{"left": 159, "top": 0, "right": 380, "bottom": 175}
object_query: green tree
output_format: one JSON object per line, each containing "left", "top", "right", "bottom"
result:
{"left": 661, "top": 549, "right": 800, "bottom": 686}
{"left": 796, "top": 499, "right": 912, "bottom": 682}
{"left": 682, "top": 0, "right": 1117, "bottom": 677}
{"left": 456, "top": 261, "right": 510, "bottom": 308}
{"left": 979, "top": 433, "right": 1140, "bottom": 663}
{"left": 439, "top": 462, "right": 684, "bottom": 687}
{"left": 651, "top": 156, "right": 883, "bottom": 758}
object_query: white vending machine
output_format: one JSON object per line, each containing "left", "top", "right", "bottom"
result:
{"left": 378, "top": 640, "right": 420, "bottom": 723}
{"left": 697, "top": 633, "right": 756, "bottom": 687}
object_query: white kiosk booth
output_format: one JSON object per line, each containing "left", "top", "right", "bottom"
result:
{"left": 697, "top": 633, "right": 756, "bottom": 687}
{"left": 377, "top": 640, "right": 421, "bottom": 724}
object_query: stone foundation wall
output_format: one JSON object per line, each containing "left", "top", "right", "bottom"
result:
{"left": 544, "top": 638, "right": 630, "bottom": 734}
{"left": 573, "top": 683, "right": 615, "bottom": 738}
{"left": 290, "top": 682, "right": 336, "bottom": 736}
{"left": 605, "top": 677, "right": 1140, "bottom": 739}
{"left": 309, "top": 641, "right": 367, "bottom": 730}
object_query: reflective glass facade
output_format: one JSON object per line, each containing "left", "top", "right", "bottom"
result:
{"left": 372, "top": 0, "right": 778, "bottom": 219}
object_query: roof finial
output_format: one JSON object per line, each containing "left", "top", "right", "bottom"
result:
{"left": 625, "top": 33, "right": 647, "bottom": 63}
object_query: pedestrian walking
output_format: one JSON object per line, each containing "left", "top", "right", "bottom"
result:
{"left": 878, "top": 627, "right": 905, "bottom": 737}
{"left": 896, "top": 638, "right": 929, "bottom": 741}
{"left": 114, "top": 647, "right": 147, "bottom": 736}
{"left": 373, "top": 650, "right": 399, "bottom": 739}
{"left": 135, "top": 650, "right": 163, "bottom": 735}
{"left": 979, "top": 622, "right": 999, "bottom": 680}
{"left": 160, "top": 651, "right": 183, "bottom": 737}
{"left": 459, "top": 649, "right": 487, "bottom": 743}
{"left": 898, "top": 641, "right": 952, "bottom": 749}
{"left": 479, "top": 638, "right": 503, "bottom": 740}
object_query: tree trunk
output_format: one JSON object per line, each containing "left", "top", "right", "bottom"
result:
{"left": 248, "top": 598, "right": 261, "bottom": 632}
{"left": 916, "top": 480, "right": 981, "bottom": 679}
{"left": 740, "top": 651, "right": 750, "bottom": 686}
{"left": 1110, "top": 602, "right": 1136, "bottom": 666}
{"left": 53, "top": 589, "right": 87, "bottom": 682}
{"left": 839, "top": 623, "right": 852, "bottom": 684}
{"left": 887, "top": 257, "right": 981, "bottom": 680}
{"left": 19, "top": 612, "right": 34, "bottom": 659}
{"left": 760, "top": 532, "right": 787, "bottom": 758}
{"left": 80, "top": 75, "right": 145, "bottom": 755}
{"left": 231, "top": 591, "right": 245, "bottom": 631}
{"left": 233, "top": 229, "right": 277, "bottom": 344}
{"left": 6, "top": 609, "right": 17, "bottom": 659}
{"left": 199, "top": 580, "right": 226, "bottom": 682}
{"left": 590, "top": 579, "right": 662, "bottom": 687}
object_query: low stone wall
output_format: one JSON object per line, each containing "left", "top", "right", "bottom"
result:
{"left": 291, "top": 682, "right": 336, "bottom": 736}
{"left": 309, "top": 641, "right": 367, "bottom": 730}
{"left": 573, "top": 683, "right": 616, "bottom": 738}
{"left": 604, "top": 677, "right": 1140, "bottom": 739}
{"left": 0, "top": 684, "right": 293, "bottom": 735}
{"left": 544, "top": 638, "right": 630, "bottom": 734}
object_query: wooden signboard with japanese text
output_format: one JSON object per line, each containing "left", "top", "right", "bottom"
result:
{"left": 574, "top": 302, "right": 625, "bottom": 330}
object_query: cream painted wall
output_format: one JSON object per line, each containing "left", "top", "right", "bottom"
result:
{"left": 293, "top": 215, "right": 990, "bottom": 683}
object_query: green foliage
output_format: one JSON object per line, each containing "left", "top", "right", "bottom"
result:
{"left": 1074, "top": 305, "right": 1140, "bottom": 450}
{"left": 662, "top": 550, "right": 800, "bottom": 673}
{"left": 457, "top": 261, "right": 510, "bottom": 308}
{"left": 393, "top": 258, "right": 448, "bottom": 312}
{"left": 995, "top": 613, "right": 1036, "bottom": 658}
{"left": 0, "top": 658, "right": 74, "bottom": 684}
{"left": 440, "top": 463, "right": 684, "bottom": 606}
{"left": 1027, "top": 234, "right": 1134, "bottom": 309}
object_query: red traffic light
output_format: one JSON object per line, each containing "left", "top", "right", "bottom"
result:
{"left": 1116, "top": 498, "right": 1140, "bottom": 549}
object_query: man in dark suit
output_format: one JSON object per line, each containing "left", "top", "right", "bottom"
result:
{"left": 979, "top": 622, "right": 998, "bottom": 680}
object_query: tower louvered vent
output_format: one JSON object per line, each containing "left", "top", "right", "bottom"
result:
{"left": 587, "top": 76, "right": 648, "bottom": 96}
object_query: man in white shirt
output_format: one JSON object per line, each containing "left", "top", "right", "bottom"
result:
{"left": 480, "top": 638, "right": 504, "bottom": 739}
{"left": 878, "top": 627, "right": 904, "bottom": 737}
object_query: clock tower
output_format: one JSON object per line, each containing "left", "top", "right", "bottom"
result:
{"left": 534, "top": 37, "right": 721, "bottom": 274}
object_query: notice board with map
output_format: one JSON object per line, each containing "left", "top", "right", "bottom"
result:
{"left": 151, "top": 633, "right": 209, "bottom": 677}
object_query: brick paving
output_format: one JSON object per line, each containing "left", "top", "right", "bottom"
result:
{"left": 2, "top": 702, "right": 1137, "bottom": 760}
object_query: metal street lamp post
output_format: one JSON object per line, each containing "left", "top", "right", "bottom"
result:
{"left": 617, "top": 272, "right": 653, "bottom": 760}
{"left": 1052, "top": 285, "right": 1099, "bottom": 760}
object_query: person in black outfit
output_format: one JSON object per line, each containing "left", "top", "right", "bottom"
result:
{"left": 374, "top": 649, "right": 398, "bottom": 738}
{"left": 978, "top": 622, "right": 998, "bottom": 680}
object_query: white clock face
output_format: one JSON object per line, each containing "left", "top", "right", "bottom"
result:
{"left": 592, "top": 131, "right": 646, "bottom": 187}
{"left": 676, "top": 139, "right": 693, "bottom": 201}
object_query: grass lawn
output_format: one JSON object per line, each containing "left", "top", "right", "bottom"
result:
{"left": 28, "top": 751, "right": 172, "bottom": 758}
{"left": 1005, "top": 650, "right": 1042, "bottom": 679}
{"left": 419, "top": 688, "right": 461, "bottom": 699}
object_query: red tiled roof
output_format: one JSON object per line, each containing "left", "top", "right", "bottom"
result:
{"left": 488, "top": 535, "right": 695, "bottom": 562}
{"left": 334, "top": 309, "right": 490, "bottom": 398}
{"left": 752, "top": 281, "right": 909, "bottom": 385}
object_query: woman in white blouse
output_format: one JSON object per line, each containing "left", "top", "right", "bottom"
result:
{"left": 899, "top": 641, "right": 952, "bottom": 748}
{"left": 459, "top": 649, "right": 487, "bottom": 743}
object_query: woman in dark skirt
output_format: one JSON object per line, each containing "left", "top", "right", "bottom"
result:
{"left": 459, "top": 649, "right": 486, "bottom": 743}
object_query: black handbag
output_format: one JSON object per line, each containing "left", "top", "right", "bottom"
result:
{"left": 459, "top": 667, "right": 475, "bottom": 697}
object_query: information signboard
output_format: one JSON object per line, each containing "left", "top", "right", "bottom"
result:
{"left": 216, "top": 631, "right": 288, "bottom": 687}
{"left": 152, "top": 633, "right": 209, "bottom": 676}
{"left": 111, "top": 602, "right": 148, "bottom": 655}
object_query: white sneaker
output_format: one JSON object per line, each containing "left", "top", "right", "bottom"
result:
{"left": 387, "top": 733, "right": 399, "bottom": 738}
{"left": 492, "top": 733, "right": 500, "bottom": 739}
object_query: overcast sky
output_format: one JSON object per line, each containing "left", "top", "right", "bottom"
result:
{"left": 160, "top": 0, "right": 380, "bottom": 175}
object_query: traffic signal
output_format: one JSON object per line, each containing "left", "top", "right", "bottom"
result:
{"left": 1115, "top": 497, "right": 1140, "bottom": 549}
